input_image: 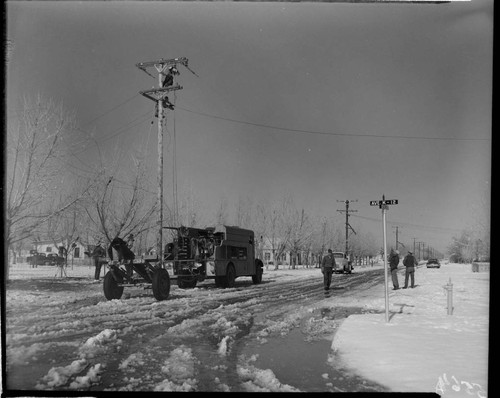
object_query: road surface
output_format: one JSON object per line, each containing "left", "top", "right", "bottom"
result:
{"left": 5, "top": 266, "right": 389, "bottom": 392}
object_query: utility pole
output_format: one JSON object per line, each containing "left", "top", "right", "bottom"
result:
{"left": 136, "top": 57, "right": 194, "bottom": 265}
{"left": 416, "top": 241, "right": 423, "bottom": 261}
{"left": 392, "top": 226, "right": 401, "bottom": 250}
{"left": 337, "top": 200, "right": 357, "bottom": 258}
{"left": 413, "top": 237, "right": 417, "bottom": 255}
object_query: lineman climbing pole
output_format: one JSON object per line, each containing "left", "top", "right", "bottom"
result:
{"left": 336, "top": 200, "right": 357, "bottom": 260}
{"left": 136, "top": 57, "right": 195, "bottom": 265}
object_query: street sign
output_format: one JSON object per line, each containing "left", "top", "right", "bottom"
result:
{"left": 370, "top": 199, "right": 398, "bottom": 206}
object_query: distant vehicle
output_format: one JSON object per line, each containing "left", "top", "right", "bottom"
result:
{"left": 46, "top": 253, "right": 65, "bottom": 266}
{"left": 27, "top": 251, "right": 46, "bottom": 266}
{"left": 426, "top": 258, "right": 441, "bottom": 268}
{"left": 332, "top": 252, "right": 353, "bottom": 274}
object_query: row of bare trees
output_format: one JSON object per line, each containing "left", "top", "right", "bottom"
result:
{"left": 5, "top": 96, "right": 383, "bottom": 279}
{"left": 447, "top": 190, "right": 490, "bottom": 263}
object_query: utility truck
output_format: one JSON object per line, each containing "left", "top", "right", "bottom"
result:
{"left": 103, "top": 225, "right": 264, "bottom": 301}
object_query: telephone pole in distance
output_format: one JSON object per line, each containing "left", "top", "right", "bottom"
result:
{"left": 336, "top": 200, "right": 357, "bottom": 258}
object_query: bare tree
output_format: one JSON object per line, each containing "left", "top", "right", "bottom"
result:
{"left": 213, "top": 196, "right": 230, "bottom": 227}
{"left": 348, "top": 229, "right": 379, "bottom": 265}
{"left": 173, "top": 183, "right": 206, "bottom": 229}
{"left": 261, "top": 195, "right": 295, "bottom": 270}
{"left": 46, "top": 205, "right": 81, "bottom": 267}
{"left": 310, "top": 217, "right": 342, "bottom": 267}
{"left": 287, "top": 208, "right": 314, "bottom": 269}
{"left": 83, "top": 154, "right": 157, "bottom": 252}
{"left": 5, "top": 95, "right": 90, "bottom": 278}
{"left": 233, "top": 195, "right": 254, "bottom": 228}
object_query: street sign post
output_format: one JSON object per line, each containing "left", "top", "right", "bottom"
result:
{"left": 370, "top": 195, "right": 399, "bottom": 323}
{"left": 370, "top": 199, "right": 398, "bottom": 207}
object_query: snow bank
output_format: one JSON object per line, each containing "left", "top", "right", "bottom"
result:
{"left": 331, "top": 263, "right": 489, "bottom": 396}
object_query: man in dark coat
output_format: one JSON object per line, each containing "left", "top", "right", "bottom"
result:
{"left": 389, "top": 249, "right": 400, "bottom": 290}
{"left": 403, "top": 251, "right": 418, "bottom": 288}
{"left": 321, "top": 249, "right": 336, "bottom": 291}
{"left": 92, "top": 243, "right": 107, "bottom": 280}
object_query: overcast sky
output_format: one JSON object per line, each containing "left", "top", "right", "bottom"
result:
{"left": 6, "top": 1, "right": 492, "bottom": 253}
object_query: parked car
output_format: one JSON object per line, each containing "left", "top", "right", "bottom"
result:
{"left": 426, "top": 258, "right": 441, "bottom": 268}
{"left": 46, "top": 253, "right": 65, "bottom": 266}
{"left": 332, "top": 252, "right": 353, "bottom": 274}
{"left": 27, "top": 252, "right": 46, "bottom": 266}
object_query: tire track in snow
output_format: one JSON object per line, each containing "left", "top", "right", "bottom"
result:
{"left": 5, "top": 268, "right": 386, "bottom": 391}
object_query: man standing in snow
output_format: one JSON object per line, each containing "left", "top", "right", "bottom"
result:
{"left": 321, "top": 249, "right": 336, "bottom": 291}
{"left": 389, "top": 249, "right": 400, "bottom": 290}
{"left": 92, "top": 242, "right": 106, "bottom": 280}
{"left": 403, "top": 251, "right": 418, "bottom": 288}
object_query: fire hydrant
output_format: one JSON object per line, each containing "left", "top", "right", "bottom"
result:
{"left": 443, "top": 278, "right": 453, "bottom": 315}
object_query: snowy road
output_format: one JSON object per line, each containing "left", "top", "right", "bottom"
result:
{"left": 5, "top": 265, "right": 389, "bottom": 392}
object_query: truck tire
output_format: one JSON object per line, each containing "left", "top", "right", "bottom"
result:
{"left": 103, "top": 271, "right": 124, "bottom": 300}
{"left": 252, "top": 259, "right": 263, "bottom": 284}
{"left": 152, "top": 268, "right": 170, "bottom": 301}
{"left": 225, "top": 264, "right": 236, "bottom": 288}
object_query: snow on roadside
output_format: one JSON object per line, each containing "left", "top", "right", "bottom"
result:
{"left": 154, "top": 346, "right": 199, "bottom": 391}
{"left": 35, "top": 329, "right": 120, "bottom": 389}
{"left": 237, "top": 354, "right": 300, "bottom": 392}
{"left": 330, "top": 262, "right": 489, "bottom": 396}
{"left": 6, "top": 261, "right": 488, "bottom": 393}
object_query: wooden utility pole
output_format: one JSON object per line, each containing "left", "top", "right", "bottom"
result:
{"left": 136, "top": 57, "right": 190, "bottom": 265}
{"left": 392, "top": 226, "right": 399, "bottom": 250}
{"left": 416, "top": 241, "right": 424, "bottom": 261}
{"left": 336, "top": 200, "right": 357, "bottom": 258}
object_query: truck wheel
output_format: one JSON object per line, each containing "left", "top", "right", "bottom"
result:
{"left": 225, "top": 264, "right": 236, "bottom": 288}
{"left": 152, "top": 268, "right": 170, "bottom": 301}
{"left": 103, "top": 271, "right": 124, "bottom": 300}
{"left": 252, "top": 260, "right": 263, "bottom": 284}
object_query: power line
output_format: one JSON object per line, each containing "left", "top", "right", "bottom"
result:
{"left": 73, "top": 110, "right": 154, "bottom": 156}
{"left": 176, "top": 105, "right": 490, "bottom": 142}
{"left": 351, "top": 213, "right": 463, "bottom": 234}
{"left": 81, "top": 94, "right": 141, "bottom": 128}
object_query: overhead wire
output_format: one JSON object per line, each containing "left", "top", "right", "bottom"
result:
{"left": 350, "top": 213, "right": 463, "bottom": 234}
{"left": 81, "top": 94, "right": 141, "bottom": 128}
{"left": 175, "top": 105, "right": 490, "bottom": 142}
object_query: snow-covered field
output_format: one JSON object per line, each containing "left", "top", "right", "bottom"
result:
{"left": 3, "top": 260, "right": 489, "bottom": 395}
{"left": 331, "top": 262, "right": 489, "bottom": 397}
